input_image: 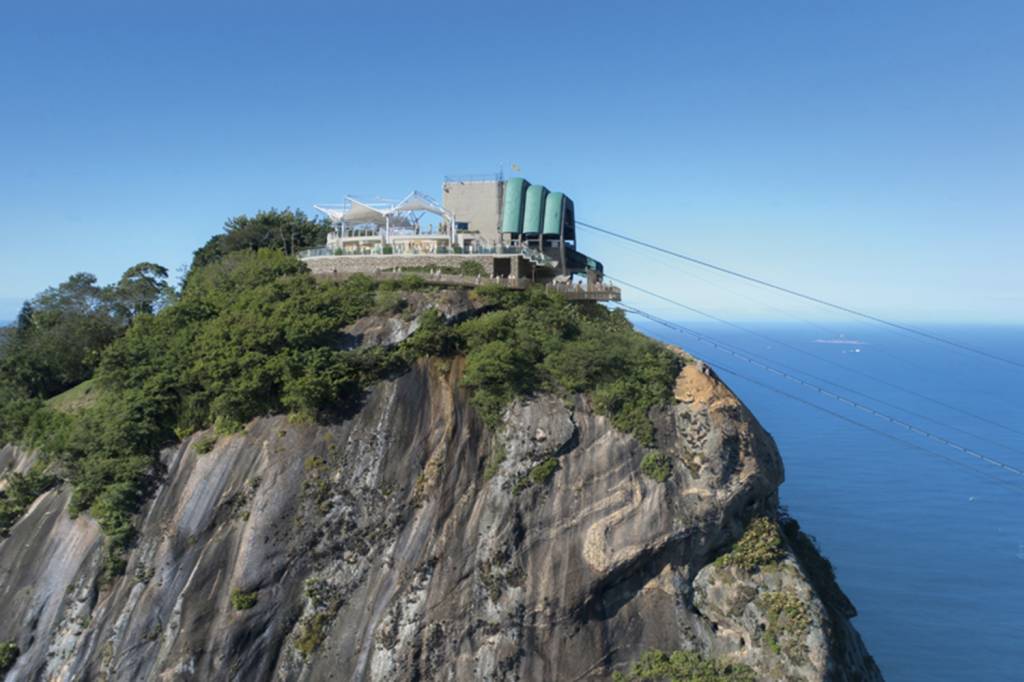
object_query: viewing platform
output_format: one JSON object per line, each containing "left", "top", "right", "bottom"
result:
{"left": 299, "top": 252, "right": 620, "bottom": 302}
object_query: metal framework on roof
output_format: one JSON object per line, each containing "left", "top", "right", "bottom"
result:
{"left": 314, "top": 191, "right": 452, "bottom": 234}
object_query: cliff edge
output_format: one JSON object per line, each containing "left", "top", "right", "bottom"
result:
{"left": 0, "top": 282, "right": 881, "bottom": 681}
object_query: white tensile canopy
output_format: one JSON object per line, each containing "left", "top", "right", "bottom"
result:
{"left": 390, "top": 191, "right": 451, "bottom": 219}
{"left": 315, "top": 192, "right": 450, "bottom": 227}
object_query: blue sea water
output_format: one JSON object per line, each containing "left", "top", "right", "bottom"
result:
{"left": 637, "top": 321, "right": 1024, "bottom": 681}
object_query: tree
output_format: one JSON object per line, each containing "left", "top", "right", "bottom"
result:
{"left": 0, "top": 263, "right": 173, "bottom": 399}
{"left": 188, "top": 208, "right": 330, "bottom": 274}
{"left": 110, "top": 262, "right": 173, "bottom": 321}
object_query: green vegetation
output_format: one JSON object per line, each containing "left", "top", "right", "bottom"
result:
{"left": 230, "top": 589, "right": 259, "bottom": 611}
{"left": 0, "top": 263, "right": 172, "bottom": 405}
{"left": 482, "top": 440, "right": 507, "bottom": 480}
{"left": 296, "top": 576, "right": 344, "bottom": 655}
{"left": 193, "top": 433, "right": 218, "bottom": 455}
{"left": 715, "top": 517, "right": 786, "bottom": 571}
{"left": 759, "top": 590, "right": 812, "bottom": 658}
{"left": 294, "top": 612, "right": 331, "bottom": 657}
{"left": 640, "top": 450, "right": 671, "bottom": 482}
{"left": 0, "top": 463, "right": 59, "bottom": 535}
{"left": 612, "top": 649, "right": 756, "bottom": 682}
{"left": 47, "top": 378, "right": 102, "bottom": 414}
{"left": 529, "top": 457, "right": 559, "bottom": 485}
{"left": 0, "top": 250, "right": 451, "bottom": 577}
{"left": 188, "top": 208, "right": 329, "bottom": 273}
{"left": 0, "top": 641, "right": 19, "bottom": 674}
{"left": 512, "top": 457, "right": 561, "bottom": 494}
{"left": 0, "top": 215, "right": 680, "bottom": 583}
{"left": 459, "top": 286, "right": 681, "bottom": 443}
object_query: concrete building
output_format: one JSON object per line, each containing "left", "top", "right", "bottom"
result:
{"left": 441, "top": 175, "right": 504, "bottom": 247}
{"left": 302, "top": 175, "right": 617, "bottom": 301}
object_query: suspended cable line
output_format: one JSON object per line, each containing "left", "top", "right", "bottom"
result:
{"left": 604, "top": 243, "right": 943, "bottom": 378}
{"left": 712, "top": 363, "right": 1024, "bottom": 496}
{"left": 579, "top": 220, "right": 1024, "bottom": 370}
{"left": 608, "top": 275, "right": 1024, "bottom": 443}
{"left": 615, "top": 303, "right": 1024, "bottom": 479}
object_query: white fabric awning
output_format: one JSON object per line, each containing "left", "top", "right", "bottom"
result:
{"left": 390, "top": 191, "right": 450, "bottom": 218}
{"left": 316, "top": 190, "right": 450, "bottom": 226}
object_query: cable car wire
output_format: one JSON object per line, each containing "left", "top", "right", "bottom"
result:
{"left": 711, "top": 363, "right": 1024, "bottom": 495}
{"left": 614, "top": 303, "right": 1024, "bottom": 478}
{"left": 608, "top": 275, "right": 1024, "bottom": 443}
{"left": 579, "top": 220, "right": 1024, "bottom": 370}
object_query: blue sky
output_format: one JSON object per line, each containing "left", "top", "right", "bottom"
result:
{"left": 1, "top": 1, "right": 1021, "bottom": 323}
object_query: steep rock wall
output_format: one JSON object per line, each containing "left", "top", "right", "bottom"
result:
{"left": 0, "top": 358, "right": 881, "bottom": 681}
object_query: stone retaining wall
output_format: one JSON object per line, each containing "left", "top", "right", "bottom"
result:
{"left": 301, "top": 254, "right": 530, "bottom": 279}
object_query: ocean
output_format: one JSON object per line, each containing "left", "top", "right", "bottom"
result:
{"left": 636, "top": 321, "right": 1024, "bottom": 681}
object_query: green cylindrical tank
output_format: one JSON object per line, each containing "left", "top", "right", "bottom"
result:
{"left": 542, "top": 191, "right": 565, "bottom": 236}
{"left": 522, "top": 184, "right": 548, "bottom": 236}
{"left": 500, "top": 177, "right": 529, "bottom": 234}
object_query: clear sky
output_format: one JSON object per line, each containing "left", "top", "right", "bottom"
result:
{"left": 1, "top": 1, "right": 1021, "bottom": 323}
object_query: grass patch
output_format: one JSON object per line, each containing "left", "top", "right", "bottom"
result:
{"left": 715, "top": 517, "right": 785, "bottom": 571}
{"left": 230, "top": 588, "right": 258, "bottom": 611}
{"left": 640, "top": 451, "right": 671, "bottom": 482}
{"left": 193, "top": 433, "right": 217, "bottom": 455}
{"left": 46, "top": 378, "right": 101, "bottom": 413}
{"left": 613, "top": 649, "right": 755, "bottom": 682}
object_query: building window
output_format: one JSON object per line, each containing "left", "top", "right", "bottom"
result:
{"left": 455, "top": 221, "right": 470, "bottom": 231}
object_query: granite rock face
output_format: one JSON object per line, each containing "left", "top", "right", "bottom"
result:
{"left": 0, "top": 354, "right": 881, "bottom": 681}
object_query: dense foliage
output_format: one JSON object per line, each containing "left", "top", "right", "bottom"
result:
{"left": 0, "top": 463, "right": 59, "bottom": 535}
{"left": 0, "top": 251, "right": 415, "bottom": 576}
{"left": 0, "top": 264, "right": 172, "bottom": 401}
{"left": 715, "top": 517, "right": 786, "bottom": 570}
{"left": 230, "top": 589, "right": 259, "bottom": 611}
{"left": 459, "top": 285, "right": 681, "bottom": 443}
{"left": 189, "top": 208, "right": 329, "bottom": 273}
{"left": 640, "top": 451, "right": 672, "bottom": 482}
{"left": 0, "top": 249, "right": 681, "bottom": 580}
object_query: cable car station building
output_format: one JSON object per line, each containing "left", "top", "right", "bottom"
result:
{"left": 300, "top": 175, "right": 618, "bottom": 301}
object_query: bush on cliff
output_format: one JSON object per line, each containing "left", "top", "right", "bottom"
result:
{"left": 460, "top": 287, "right": 680, "bottom": 443}
{"left": 1, "top": 249, "right": 679, "bottom": 577}
{"left": 613, "top": 649, "right": 755, "bottom": 682}
{"left": 0, "top": 264, "right": 173, "bottom": 405}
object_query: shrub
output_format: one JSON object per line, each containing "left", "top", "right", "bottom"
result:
{"left": 715, "top": 517, "right": 785, "bottom": 571}
{"left": 759, "top": 590, "right": 812, "bottom": 658}
{"left": 193, "top": 433, "right": 217, "bottom": 454}
{"left": 529, "top": 457, "right": 559, "bottom": 485}
{"left": 460, "top": 287, "right": 680, "bottom": 441}
{"left": 231, "top": 589, "right": 258, "bottom": 610}
{"left": 294, "top": 612, "right": 331, "bottom": 657}
{"left": 0, "top": 463, "right": 59, "bottom": 535}
{"left": 458, "top": 260, "right": 485, "bottom": 277}
{"left": 0, "top": 641, "right": 19, "bottom": 673}
{"left": 640, "top": 451, "right": 671, "bottom": 483}
{"left": 614, "top": 649, "right": 755, "bottom": 682}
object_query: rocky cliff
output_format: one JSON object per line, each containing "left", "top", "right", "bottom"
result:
{"left": 0, "top": 309, "right": 881, "bottom": 681}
